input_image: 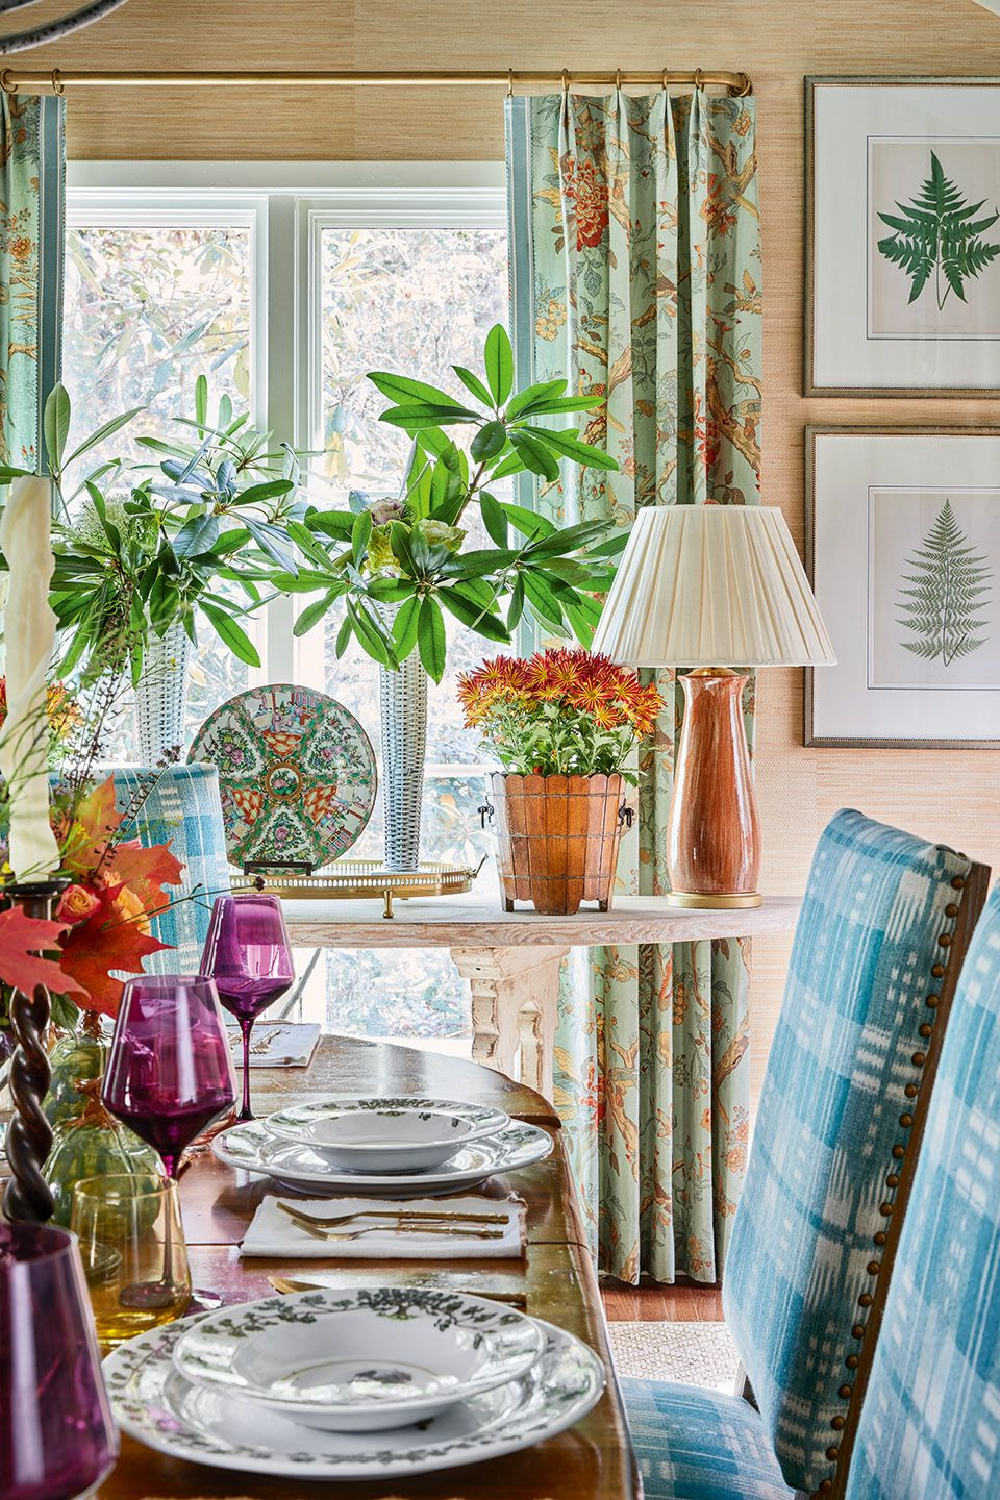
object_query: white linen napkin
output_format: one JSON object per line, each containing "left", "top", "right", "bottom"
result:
{"left": 240, "top": 1193, "right": 526, "bottom": 1260}
{"left": 226, "top": 1022, "right": 321, "bottom": 1068}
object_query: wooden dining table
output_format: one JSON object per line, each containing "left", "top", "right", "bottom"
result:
{"left": 93, "top": 1034, "right": 639, "bottom": 1500}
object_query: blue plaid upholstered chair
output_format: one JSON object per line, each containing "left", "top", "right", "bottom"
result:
{"left": 622, "top": 808, "right": 986, "bottom": 1500}
{"left": 108, "top": 764, "right": 231, "bottom": 973}
{"left": 842, "top": 882, "right": 1000, "bottom": 1500}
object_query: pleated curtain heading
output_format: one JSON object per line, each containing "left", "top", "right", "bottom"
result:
{"left": 592, "top": 506, "right": 837, "bottom": 669}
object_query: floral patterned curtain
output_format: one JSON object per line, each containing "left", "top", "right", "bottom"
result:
{"left": 506, "top": 89, "right": 762, "bottom": 1283}
{"left": 0, "top": 93, "right": 66, "bottom": 470}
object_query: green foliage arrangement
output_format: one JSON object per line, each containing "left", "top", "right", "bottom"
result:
{"left": 0, "top": 325, "right": 619, "bottom": 692}
{"left": 286, "top": 324, "right": 622, "bottom": 682}
{"left": 897, "top": 498, "right": 992, "bottom": 668}
{"left": 877, "top": 151, "right": 1000, "bottom": 310}
{"left": 0, "top": 379, "right": 313, "bottom": 685}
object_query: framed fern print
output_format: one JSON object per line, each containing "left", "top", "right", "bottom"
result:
{"left": 805, "top": 428, "right": 1000, "bottom": 747}
{"left": 807, "top": 78, "right": 1000, "bottom": 395}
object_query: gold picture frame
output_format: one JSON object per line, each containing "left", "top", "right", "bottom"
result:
{"left": 806, "top": 76, "right": 1000, "bottom": 397}
{"left": 805, "top": 424, "right": 1000, "bottom": 748}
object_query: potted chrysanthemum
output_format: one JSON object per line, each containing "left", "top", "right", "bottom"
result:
{"left": 458, "top": 648, "right": 662, "bottom": 915}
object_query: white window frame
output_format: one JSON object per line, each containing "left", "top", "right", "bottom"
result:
{"left": 65, "top": 162, "right": 507, "bottom": 778}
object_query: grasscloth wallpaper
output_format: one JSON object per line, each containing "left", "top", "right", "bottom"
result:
{"left": 28, "top": 0, "right": 1000, "bottom": 1099}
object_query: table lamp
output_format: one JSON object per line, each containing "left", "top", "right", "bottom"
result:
{"left": 591, "top": 506, "right": 835, "bottom": 909}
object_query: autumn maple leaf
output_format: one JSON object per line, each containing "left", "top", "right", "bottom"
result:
{"left": 57, "top": 882, "right": 172, "bottom": 1017}
{"left": 108, "top": 838, "right": 184, "bottom": 915}
{"left": 58, "top": 775, "right": 122, "bottom": 877}
{"left": 0, "top": 906, "right": 87, "bottom": 1000}
{"left": 51, "top": 773, "right": 186, "bottom": 1015}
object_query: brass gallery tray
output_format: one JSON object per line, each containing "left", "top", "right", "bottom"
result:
{"left": 232, "top": 857, "right": 487, "bottom": 919}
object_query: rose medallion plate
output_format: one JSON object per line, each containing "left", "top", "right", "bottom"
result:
{"left": 189, "top": 683, "right": 377, "bottom": 871}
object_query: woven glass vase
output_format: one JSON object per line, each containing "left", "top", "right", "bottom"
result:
{"left": 378, "top": 650, "right": 428, "bottom": 871}
{"left": 133, "top": 620, "right": 193, "bottom": 762}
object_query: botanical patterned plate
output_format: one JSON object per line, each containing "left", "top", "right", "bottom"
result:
{"left": 103, "top": 1313, "right": 604, "bottom": 1480}
{"left": 188, "top": 683, "right": 376, "bottom": 870}
{"left": 173, "top": 1286, "right": 544, "bottom": 1431}
{"left": 265, "top": 1096, "right": 510, "bottom": 1173}
{"left": 212, "top": 1118, "right": 552, "bottom": 1196}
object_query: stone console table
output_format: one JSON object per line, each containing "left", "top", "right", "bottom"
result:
{"left": 282, "top": 894, "right": 800, "bottom": 1101}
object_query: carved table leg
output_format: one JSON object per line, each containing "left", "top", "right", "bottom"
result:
{"left": 450, "top": 946, "right": 570, "bottom": 1102}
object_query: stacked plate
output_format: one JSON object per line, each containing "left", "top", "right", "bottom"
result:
{"left": 212, "top": 1094, "right": 554, "bottom": 1195}
{"left": 103, "top": 1286, "right": 605, "bottom": 1479}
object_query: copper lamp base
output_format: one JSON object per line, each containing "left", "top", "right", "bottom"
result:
{"left": 666, "top": 669, "right": 762, "bottom": 910}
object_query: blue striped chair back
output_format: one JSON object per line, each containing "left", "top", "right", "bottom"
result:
{"left": 722, "top": 808, "right": 977, "bottom": 1495}
{"left": 844, "top": 883, "right": 1000, "bottom": 1500}
{"left": 108, "top": 764, "right": 231, "bottom": 973}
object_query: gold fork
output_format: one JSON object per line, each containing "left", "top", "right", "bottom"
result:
{"left": 276, "top": 1201, "right": 508, "bottom": 1230}
{"left": 269, "top": 1274, "right": 527, "bottom": 1305}
{"left": 288, "top": 1219, "right": 506, "bottom": 1243}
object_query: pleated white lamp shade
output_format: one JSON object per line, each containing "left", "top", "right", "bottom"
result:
{"left": 591, "top": 505, "right": 836, "bottom": 668}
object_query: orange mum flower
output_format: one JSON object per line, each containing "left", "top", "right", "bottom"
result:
{"left": 460, "top": 647, "right": 664, "bottom": 736}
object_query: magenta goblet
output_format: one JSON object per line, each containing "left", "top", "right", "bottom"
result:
{"left": 200, "top": 894, "right": 295, "bottom": 1121}
{"left": 101, "top": 974, "right": 237, "bottom": 1179}
{"left": 1, "top": 1222, "right": 118, "bottom": 1500}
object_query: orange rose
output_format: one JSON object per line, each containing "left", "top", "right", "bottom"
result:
{"left": 57, "top": 883, "right": 101, "bottom": 926}
{"left": 110, "top": 882, "right": 151, "bottom": 935}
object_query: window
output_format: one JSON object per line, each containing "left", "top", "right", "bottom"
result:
{"left": 63, "top": 195, "right": 263, "bottom": 750}
{"left": 62, "top": 166, "right": 508, "bottom": 1044}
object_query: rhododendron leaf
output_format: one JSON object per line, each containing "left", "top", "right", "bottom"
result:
{"left": 367, "top": 372, "right": 459, "bottom": 408}
{"left": 521, "top": 425, "right": 620, "bottom": 471}
{"left": 521, "top": 572, "right": 572, "bottom": 632}
{"left": 438, "top": 586, "right": 510, "bottom": 642}
{"left": 478, "top": 491, "right": 508, "bottom": 548}
{"left": 483, "top": 325, "right": 513, "bottom": 406}
{"left": 508, "top": 430, "right": 559, "bottom": 482}
{"left": 452, "top": 365, "right": 494, "bottom": 409}
{"left": 0, "top": 907, "right": 87, "bottom": 999}
{"left": 418, "top": 596, "right": 447, "bottom": 682}
{"left": 500, "top": 502, "right": 555, "bottom": 540}
{"left": 503, "top": 378, "right": 567, "bottom": 420}
{"left": 392, "top": 595, "right": 422, "bottom": 659}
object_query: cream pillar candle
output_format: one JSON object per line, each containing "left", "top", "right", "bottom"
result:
{"left": 0, "top": 476, "right": 60, "bottom": 881}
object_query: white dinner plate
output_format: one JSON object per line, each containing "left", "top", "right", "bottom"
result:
{"left": 103, "top": 1314, "right": 605, "bottom": 1481}
{"left": 173, "top": 1286, "right": 544, "bottom": 1431}
{"left": 212, "top": 1117, "right": 552, "bottom": 1195}
{"left": 265, "top": 1096, "right": 509, "bottom": 1174}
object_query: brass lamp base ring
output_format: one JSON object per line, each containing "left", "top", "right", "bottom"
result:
{"left": 666, "top": 890, "right": 763, "bottom": 910}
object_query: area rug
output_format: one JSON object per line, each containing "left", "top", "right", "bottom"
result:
{"left": 607, "top": 1321, "right": 740, "bottom": 1392}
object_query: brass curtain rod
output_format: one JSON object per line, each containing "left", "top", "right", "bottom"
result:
{"left": 0, "top": 67, "right": 753, "bottom": 97}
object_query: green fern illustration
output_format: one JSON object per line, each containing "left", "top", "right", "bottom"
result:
{"left": 897, "top": 499, "right": 992, "bottom": 668}
{"left": 877, "top": 151, "right": 1000, "bottom": 310}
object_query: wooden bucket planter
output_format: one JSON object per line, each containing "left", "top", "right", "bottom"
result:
{"left": 481, "top": 772, "right": 632, "bottom": 916}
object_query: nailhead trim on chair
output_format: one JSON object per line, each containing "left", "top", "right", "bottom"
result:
{"left": 817, "top": 868, "right": 978, "bottom": 1500}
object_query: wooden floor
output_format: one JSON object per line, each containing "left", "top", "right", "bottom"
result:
{"left": 601, "top": 1279, "right": 725, "bottom": 1322}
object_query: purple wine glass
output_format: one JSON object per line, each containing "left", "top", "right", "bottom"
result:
{"left": 1, "top": 1222, "right": 118, "bottom": 1500}
{"left": 101, "top": 974, "right": 237, "bottom": 1178}
{"left": 200, "top": 894, "right": 295, "bottom": 1121}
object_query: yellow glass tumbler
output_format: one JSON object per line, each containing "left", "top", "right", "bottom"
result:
{"left": 71, "top": 1173, "right": 192, "bottom": 1349}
